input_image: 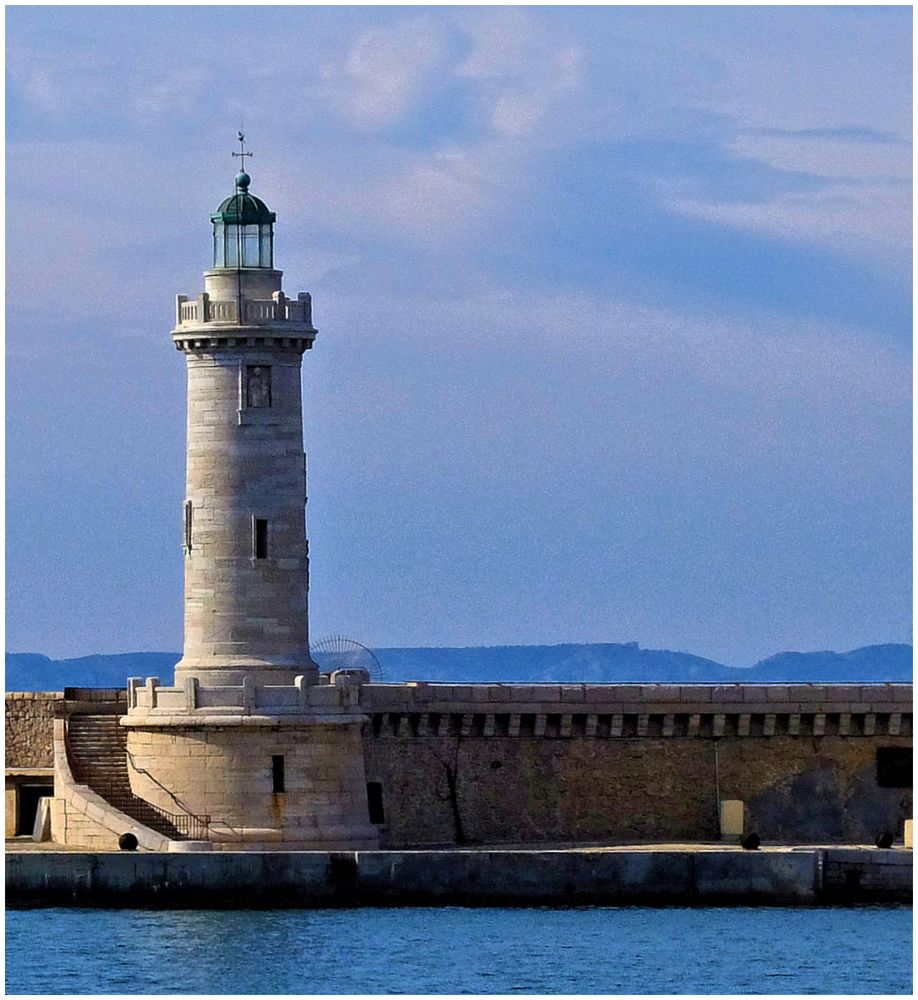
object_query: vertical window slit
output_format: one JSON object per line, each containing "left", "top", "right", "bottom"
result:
{"left": 254, "top": 518, "right": 268, "bottom": 559}
{"left": 184, "top": 500, "right": 193, "bottom": 554}
{"left": 272, "top": 755, "right": 285, "bottom": 793}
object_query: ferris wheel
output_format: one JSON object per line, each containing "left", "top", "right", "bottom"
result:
{"left": 310, "top": 635, "right": 384, "bottom": 680}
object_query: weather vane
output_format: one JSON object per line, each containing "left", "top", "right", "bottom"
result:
{"left": 232, "top": 131, "right": 253, "bottom": 171}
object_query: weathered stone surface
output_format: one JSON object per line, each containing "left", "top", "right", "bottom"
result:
{"left": 172, "top": 264, "right": 317, "bottom": 687}
{"left": 126, "top": 722, "right": 377, "bottom": 849}
{"left": 360, "top": 728, "right": 913, "bottom": 848}
{"left": 363, "top": 735, "right": 719, "bottom": 847}
{"left": 7, "top": 682, "right": 913, "bottom": 852}
{"left": 11, "top": 846, "right": 901, "bottom": 907}
{"left": 5, "top": 693, "right": 59, "bottom": 768}
{"left": 822, "top": 847, "right": 914, "bottom": 901}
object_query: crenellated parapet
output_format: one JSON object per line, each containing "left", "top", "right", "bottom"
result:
{"left": 359, "top": 681, "right": 913, "bottom": 740}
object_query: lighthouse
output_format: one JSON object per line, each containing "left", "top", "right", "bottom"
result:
{"left": 172, "top": 153, "right": 318, "bottom": 686}
{"left": 121, "top": 144, "right": 379, "bottom": 850}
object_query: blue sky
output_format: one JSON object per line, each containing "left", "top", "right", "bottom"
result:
{"left": 6, "top": 5, "right": 912, "bottom": 664}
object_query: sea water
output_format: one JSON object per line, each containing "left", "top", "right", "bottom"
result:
{"left": 6, "top": 905, "right": 912, "bottom": 995}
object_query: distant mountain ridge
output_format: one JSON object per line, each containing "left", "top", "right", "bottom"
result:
{"left": 4, "top": 642, "right": 912, "bottom": 692}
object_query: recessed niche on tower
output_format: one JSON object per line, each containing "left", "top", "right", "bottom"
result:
{"left": 246, "top": 366, "right": 271, "bottom": 408}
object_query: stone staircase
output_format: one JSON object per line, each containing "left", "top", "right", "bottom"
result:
{"left": 65, "top": 714, "right": 199, "bottom": 840}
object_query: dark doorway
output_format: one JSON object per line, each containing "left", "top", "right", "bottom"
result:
{"left": 367, "top": 782, "right": 385, "bottom": 825}
{"left": 16, "top": 784, "right": 53, "bottom": 835}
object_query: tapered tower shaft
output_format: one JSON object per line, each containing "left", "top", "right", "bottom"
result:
{"left": 171, "top": 171, "right": 318, "bottom": 686}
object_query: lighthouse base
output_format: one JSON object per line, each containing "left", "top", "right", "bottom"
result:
{"left": 122, "top": 713, "right": 380, "bottom": 851}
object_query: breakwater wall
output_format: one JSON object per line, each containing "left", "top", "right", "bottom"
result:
{"left": 360, "top": 682, "right": 913, "bottom": 846}
{"left": 7, "top": 685, "right": 913, "bottom": 850}
{"left": 6, "top": 848, "right": 911, "bottom": 908}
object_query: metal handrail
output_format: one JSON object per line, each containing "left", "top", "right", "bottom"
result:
{"left": 81, "top": 773, "right": 211, "bottom": 841}
{"left": 125, "top": 749, "right": 212, "bottom": 839}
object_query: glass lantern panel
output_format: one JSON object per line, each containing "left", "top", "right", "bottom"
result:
{"left": 213, "top": 223, "right": 225, "bottom": 267}
{"left": 260, "top": 226, "right": 273, "bottom": 268}
{"left": 242, "top": 225, "right": 260, "bottom": 267}
{"left": 224, "top": 226, "right": 239, "bottom": 267}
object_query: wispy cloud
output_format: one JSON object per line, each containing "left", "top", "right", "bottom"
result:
{"left": 7, "top": 43, "right": 116, "bottom": 119}
{"left": 323, "top": 16, "right": 451, "bottom": 129}
{"left": 457, "top": 7, "right": 585, "bottom": 139}
{"left": 669, "top": 183, "right": 911, "bottom": 277}
{"left": 132, "top": 67, "right": 214, "bottom": 119}
{"left": 744, "top": 125, "right": 906, "bottom": 144}
{"left": 6, "top": 6, "right": 911, "bottom": 660}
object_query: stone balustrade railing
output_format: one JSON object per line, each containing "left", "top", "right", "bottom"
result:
{"left": 174, "top": 291, "right": 313, "bottom": 328}
{"left": 125, "top": 671, "right": 364, "bottom": 721}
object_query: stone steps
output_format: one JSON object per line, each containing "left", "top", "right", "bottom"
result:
{"left": 65, "top": 714, "right": 187, "bottom": 840}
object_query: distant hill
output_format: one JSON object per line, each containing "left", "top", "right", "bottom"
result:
{"left": 375, "top": 642, "right": 913, "bottom": 684}
{"left": 748, "top": 644, "right": 913, "bottom": 683}
{"left": 4, "top": 652, "right": 182, "bottom": 692}
{"left": 4, "top": 642, "right": 912, "bottom": 692}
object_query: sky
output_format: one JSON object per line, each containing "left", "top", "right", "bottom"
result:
{"left": 5, "top": 5, "right": 912, "bottom": 665}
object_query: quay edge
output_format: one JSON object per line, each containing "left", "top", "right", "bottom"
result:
{"left": 5, "top": 846, "right": 911, "bottom": 908}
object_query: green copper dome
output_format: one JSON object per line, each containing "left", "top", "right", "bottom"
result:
{"left": 211, "top": 174, "right": 276, "bottom": 226}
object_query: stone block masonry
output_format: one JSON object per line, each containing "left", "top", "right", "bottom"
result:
{"left": 6, "top": 847, "right": 911, "bottom": 907}
{"left": 5, "top": 693, "right": 59, "bottom": 768}
{"left": 141, "top": 173, "right": 380, "bottom": 852}
{"left": 176, "top": 348, "right": 315, "bottom": 684}
{"left": 360, "top": 681, "right": 913, "bottom": 724}
{"left": 5, "top": 682, "right": 913, "bottom": 850}
{"left": 821, "top": 847, "right": 914, "bottom": 902}
{"left": 360, "top": 682, "right": 912, "bottom": 848}
{"left": 126, "top": 720, "right": 378, "bottom": 849}
{"left": 171, "top": 214, "right": 317, "bottom": 689}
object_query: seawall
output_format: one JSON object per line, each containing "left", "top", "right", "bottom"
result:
{"left": 7, "top": 684, "right": 913, "bottom": 850}
{"left": 360, "top": 682, "right": 913, "bottom": 846}
{"left": 6, "top": 847, "right": 911, "bottom": 908}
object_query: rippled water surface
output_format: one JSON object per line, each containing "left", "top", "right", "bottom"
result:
{"left": 6, "top": 905, "right": 912, "bottom": 995}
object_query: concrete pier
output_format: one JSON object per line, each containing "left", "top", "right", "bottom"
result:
{"left": 6, "top": 846, "right": 911, "bottom": 908}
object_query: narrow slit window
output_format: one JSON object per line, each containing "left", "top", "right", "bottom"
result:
{"left": 254, "top": 518, "right": 268, "bottom": 559}
{"left": 184, "top": 500, "right": 193, "bottom": 554}
{"left": 367, "top": 781, "right": 385, "bottom": 825}
{"left": 272, "top": 755, "right": 285, "bottom": 793}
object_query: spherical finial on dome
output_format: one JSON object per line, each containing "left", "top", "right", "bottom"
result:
{"left": 235, "top": 171, "right": 251, "bottom": 191}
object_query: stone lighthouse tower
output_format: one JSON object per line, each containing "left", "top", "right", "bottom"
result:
{"left": 121, "top": 147, "right": 379, "bottom": 850}
{"left": 172, "top": 161, "right": 317, "bottom": 687}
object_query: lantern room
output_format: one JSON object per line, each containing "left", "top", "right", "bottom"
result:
{"left": 211, "top": 171, "right": 276, "bottom": 269}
